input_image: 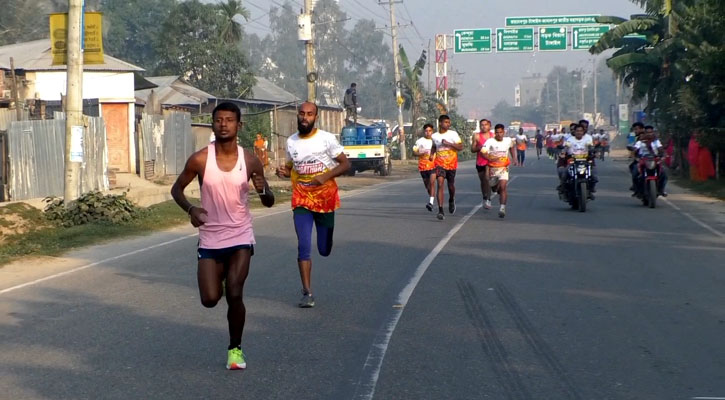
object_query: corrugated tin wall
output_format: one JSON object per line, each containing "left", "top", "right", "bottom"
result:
{"left": 139, "top": 111, "right": 192, "bottom": 177}
{"left": 7, "top": 117, "right": 109, "bottom": 201}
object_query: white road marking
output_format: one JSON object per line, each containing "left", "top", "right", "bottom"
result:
{"left": 354, "top": 176, "right": 517, "bottom": 400}
{"left": 692, "top": 397, "right": 725, "bottom": 399}
{"left": 662, "top": 197, "right": 724, "bottom": 239}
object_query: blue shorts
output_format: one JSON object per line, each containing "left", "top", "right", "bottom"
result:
{"left": 197, "top": 244, "right": 254, "bottom": 261}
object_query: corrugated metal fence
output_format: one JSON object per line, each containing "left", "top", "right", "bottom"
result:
{"left": 6, "top": 117, "right": 109, "bottom": 201}
{"left": 140, "top": 111, "right": 192, "bottom": 177}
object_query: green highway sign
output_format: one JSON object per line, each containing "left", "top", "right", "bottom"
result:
{"left": 496, "top": 28, "right": 534, "bottom": 52}
{"left": 506, "top": 15, "right": 600, "bottom": 27}
{"left": 572, "top": 25, "right": 610, "bottom": 50}
{"left": 454, "top": 29, "right": 492, "bottom": 53}
{"left": 539, "top": 26, "right": 567, "bottom": 51}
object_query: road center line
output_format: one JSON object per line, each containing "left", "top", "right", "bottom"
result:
{"left": 354, "top": 176, "right": 517, "bottom": 400}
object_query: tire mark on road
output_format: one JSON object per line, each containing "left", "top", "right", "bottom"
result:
{"left": 495, "top": 283, "right": 583, "bottom": 400}
{"left": 457, "top": 280, "right": 532, "bottom": 400}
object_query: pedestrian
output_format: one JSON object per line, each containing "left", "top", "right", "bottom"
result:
{"left": 413, "top": 123, "right": 437, "bottom": 211}
{"left": 343, "top": 83, "right": 358, "bottom": 126}
{"left": 254, "top": 132, "right": 269, "bottom": 166}
{"left": 471, "top": 119, "right": 494, "bottom": 209}
{"left": 480, "top": 123, "right": 517, "bottom": 218}
{"left": 171, "top": 102, "right": 275, "bottom": 370}
{"left": 275, "top": 101, "right": 351, "bottom": 308}
{"left": 515, "top": 127, "right": 528, "bottom": 166}
{"left": 431, "top": 114, "right": 463, "bottom": 220}
{"left": 535, "top": 129, "right": 544, "bottom": 160}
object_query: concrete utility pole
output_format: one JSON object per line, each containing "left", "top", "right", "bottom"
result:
{"left": 64, "top": 0, "right": 84, "bottom": 202}
{"left": 593, "top": 58, "right": 598, "bottom": 125}
{"left": 556, "top": 72, "right": 561, "bottom": 122}
{"left": 9, "top": 58, "right": 22, "bottom": 120}
{"left": 381, "top": 0, "right": 406, "bottom": 160}
{"left": 304, "top": 0, "right": 316, "bottom": 102}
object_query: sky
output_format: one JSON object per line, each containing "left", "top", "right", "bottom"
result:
{"left": 215, "top": 0, "right": 645, "bottom": 118}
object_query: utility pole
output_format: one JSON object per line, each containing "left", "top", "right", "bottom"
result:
{"left": 580, "top": 69, "right": 585, "bottom": 119}
{"left": 381, "top": 0, "right": 406, "bottom": 160}
{"left": 427, "top": 38, "right": 431, "bottom": 92}
{"left": 556, "top": 72, "right": 561, "bottom": 122}
{"left": 9, "top": 58, "right": 22, "bottom": 120}
{"left": 593, "top": 58, "right": 598, "bottom": 125}
{"left": 64, "top": 0, "right": 84, "bottom": 202}
{"left": 303, "top": 0, "right": 316, "bottom": 102}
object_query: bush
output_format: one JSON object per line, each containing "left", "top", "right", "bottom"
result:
{"left": 43, "top": 191, "right": 144, "bottom": 227}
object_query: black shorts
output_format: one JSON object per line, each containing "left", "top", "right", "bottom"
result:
{"left": 435, "top": 166, "right": 456, "bottom": 181}
{"left": 476, "top": 165, "right": 489, "bottom": 173}
{"left": 420, "top": 169, "right": 434, "bottom": 181}
{"left": 198, "top": 244, "right": 254, "bottom": 261}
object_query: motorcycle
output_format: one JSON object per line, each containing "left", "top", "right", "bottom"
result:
{"left": 560, "top": 156, "right": 594, "bottom": 212}
{"left": 636, "top": 154, "right": 662, "bottom": 208}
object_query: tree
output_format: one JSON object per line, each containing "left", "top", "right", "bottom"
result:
{"left": 398, "top": 46, "right": 426, "bottom": 135}
{"left": 218, "top": 0, "right": 250, "bottom": 44}
{"left": 155, "top": 0, "right": 255, "bottom": 99}
{"left": 100, "top": 0, "right": 176, "bottom": 71}
{"left": 0, "top": 1, "right": 48, "bottom": 45}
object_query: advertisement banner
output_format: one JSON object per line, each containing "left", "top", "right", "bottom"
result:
{"left": 50, "top": 12, "right": 104, "bottom": 65}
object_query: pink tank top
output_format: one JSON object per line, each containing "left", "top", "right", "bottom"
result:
{"left": 198, "top": 143, "right": 255, "bottom": 249}
{"left": 476, "top": 132, "right": 494, "bottom": 166}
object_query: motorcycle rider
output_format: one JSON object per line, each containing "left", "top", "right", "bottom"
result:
{"left": 628, "top": 122, "right": 646, "bottom": 191}
{"left": 557, "top": 123, "right": 597, "bottom": 199}
{"left": 631, "top": 128, "right": 668, "bottom": 197}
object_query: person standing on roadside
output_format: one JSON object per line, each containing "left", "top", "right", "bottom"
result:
{"left": 413, "top": 123, "right": 437, "bottom": 211}
{"left": 471, "top": 119, "right": 495, "bottom": 209}
{"left": 275, "top": 102, "right": 350, "bottom": 308}
{"left": 431, "top": 114, "right": 463, "bottom": 220}
{"left": 171, "top": 102, "right": 275, "bottom": 370}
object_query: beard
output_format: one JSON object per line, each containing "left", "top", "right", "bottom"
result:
{"left": 298, "top": 119, "right": 315, "bottom": 135}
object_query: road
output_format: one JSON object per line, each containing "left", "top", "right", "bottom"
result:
{"left": 2, "top": 151, "right": 724, "bottom": 400}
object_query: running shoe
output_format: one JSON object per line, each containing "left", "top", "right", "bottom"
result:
{"left": 436, "top": 211, "right": 444, "bottom": 220}
{"left": 498, "top": 208, "right": 506, "bottom": 218}
{"left": 448, "top": 199, "right": 456, "bottom": 215}
{"left": 299, "top": 290, "right": 315, "bottom": 308}
{"left": 484, "top": 199, "right": 492, "bottom": 209}
{"left": 425, "top": 202, "right": 433, "bottom": 212}
{"left": 226, "top": 347, "right": 246, "bottom": 370}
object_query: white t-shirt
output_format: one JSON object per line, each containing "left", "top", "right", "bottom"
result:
{"left": 431, "top": 130, "right": 462, "bottom": 151}
{"left": 413, "top": 137, "right": 434, "bottom": 155}
{"left": 286, "top": 129, "right": 344, "bottom": 174}
{"left": 481, "top": 137, "right": 514, "bottom": 167}
{"left": 634, "top": 139, "right": 663, "bottom": 157}
{"left": 565, "top": 135, "right": 593, "bottom": 157}
{"left": 515, "top": 134, "right": 528, "bottom": 144}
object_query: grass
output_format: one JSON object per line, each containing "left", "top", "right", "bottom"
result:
{"left": 0, "top": 189, "right": 291, "bottom": 266}
{"left": 671, "top": 176, "right": 725, "bottom": 200}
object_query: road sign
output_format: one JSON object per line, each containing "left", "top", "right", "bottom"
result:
{"left": 572, "top": 25, "right": 610, "bottom": 50}
{"left": 539, "top": 26, "right": 567, "bottom": 51}
{"left": 454, "top": 29, "right": 492, "bottom": 53}
{"left": 496, "top": 28, "right": 534, "bottom": 52}
{"left": 506, "top": 15, "right": 600, "bottom": 27}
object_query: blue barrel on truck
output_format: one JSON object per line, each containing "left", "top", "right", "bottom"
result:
{"left": 356, "top": 127, "right": 367, "bottom": 143}
{"left": 341, "top": 127, "right": 357, "bottom": 145}
{"left": 365, "top": 126, "right": 384, "bottom": 144}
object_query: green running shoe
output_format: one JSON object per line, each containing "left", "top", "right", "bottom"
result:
{"left": 226, "top": 347, "right": 246, "bottom": 370}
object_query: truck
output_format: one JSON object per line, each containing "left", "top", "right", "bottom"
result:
{"left": 340, "top": 125, "right": 392, "bottom": 176}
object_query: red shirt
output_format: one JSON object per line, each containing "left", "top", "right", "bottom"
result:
{"left": 475, "top": 131, "right": 494, "bottom": 166}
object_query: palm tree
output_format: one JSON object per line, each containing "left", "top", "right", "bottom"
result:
{"left": 398, "top": 46, "right": 426, "bottom": 135}
{"left": 218, "top": 0, "right": 250, "bottom": 44}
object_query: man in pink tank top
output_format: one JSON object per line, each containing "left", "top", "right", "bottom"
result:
{"left": 171, "top": 102, "right": 274, "bottom": 371}
{"left": 470, "top": 119, "right": 495, "bottom": 209}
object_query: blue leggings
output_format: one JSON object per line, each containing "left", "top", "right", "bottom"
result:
{"left": 293, "top": 208, "right": 335, "bottom": 261}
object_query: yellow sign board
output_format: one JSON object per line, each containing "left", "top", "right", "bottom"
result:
{"left": 50, "top": 12, "right": 104, "bottom": 65}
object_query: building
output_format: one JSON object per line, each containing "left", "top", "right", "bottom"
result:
{"left": 0, "top": 39, "right": 149, "bottom": 174}
{"left": 516, "top": 73, "right": 547, "bottom": 107}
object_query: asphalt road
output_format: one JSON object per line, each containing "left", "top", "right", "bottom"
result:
{"left": 2, "top": 150, "right": 724, "bottom": 400}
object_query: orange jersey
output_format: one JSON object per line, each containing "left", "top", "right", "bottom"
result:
{"left": 413, "top": 137, "right": 435, "bottom": 171}
{"left": 431, "top": 130, "right": 462, "bottom": 170}
{"left": 286, "top": 129, "right": 343, "bottom": 213}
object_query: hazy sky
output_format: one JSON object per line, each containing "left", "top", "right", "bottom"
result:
{"left": 229, "top": 0, "right": 645, "bottom": 118}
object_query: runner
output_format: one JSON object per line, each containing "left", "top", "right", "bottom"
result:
{"left": 515, "top": 127, "right": 528, "bottom": 166}
{"left": 480, "top": 123, "right": 518, "bottom": 218}
{"left": 535, "top": 129, "right": 544, "bottom": 160}
{"left": 545, "top": 130, "right": 555, "bottom": 159}
{"left": 413, "top": 123, "right": 436, "bottom": 211}
{"left": 471, "top": 119, "right": 495, "bottom": 209}
{"left": 431, "top": 114, "right": 463, "bottom": 220}
{"left": 275, "top": 102, "right": 351, "bottom": 308}
{"left": 170, "top": 102, "right": 275, "bottom": 370}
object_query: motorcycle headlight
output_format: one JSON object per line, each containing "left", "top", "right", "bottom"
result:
{"left": 577, "top": 165, "right": 587, "bottom": 174}
{"left": 645, "top": 160, "right": 656, "bottom": 170}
